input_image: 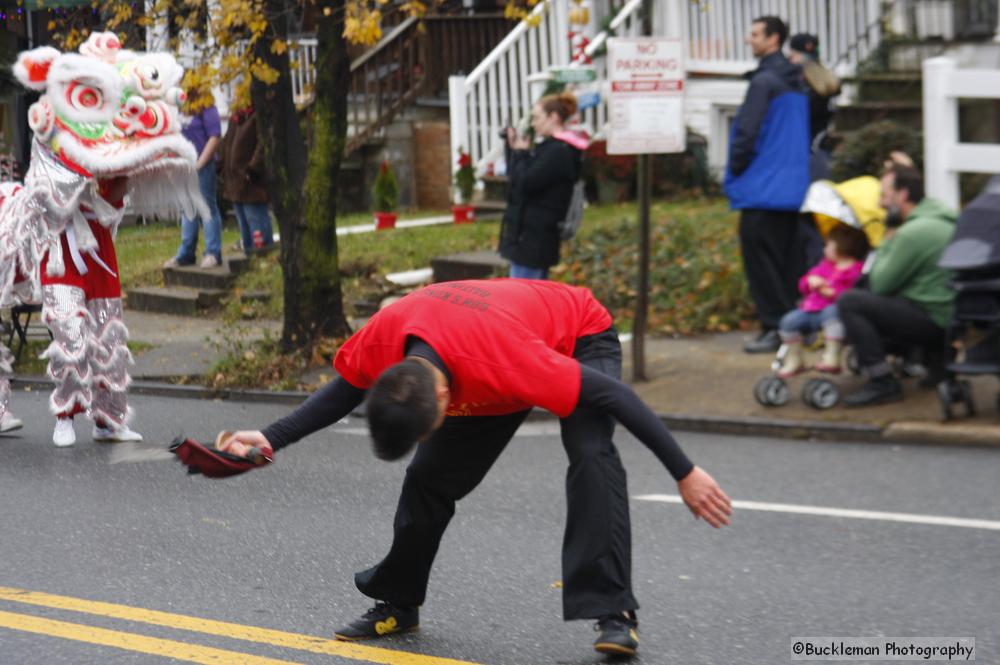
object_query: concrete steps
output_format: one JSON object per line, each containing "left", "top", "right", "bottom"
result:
{"left": 162, "top": 256, "right": 249, "bottom": 291}
{"left": 126, "top": 255, "right": 255, "bottom": 316}
{"left": 126, "top": 286, "right": 226, "bottom": 316}
{"left": 431, "top": 250, "right": 509, "bottom": 282}
{"left": 833, "top": 100, "right": 923, "bottom": 132}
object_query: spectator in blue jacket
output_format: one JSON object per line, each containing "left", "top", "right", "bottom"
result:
{"left": 724, "top": 16, "right": 811, "bottom": 354}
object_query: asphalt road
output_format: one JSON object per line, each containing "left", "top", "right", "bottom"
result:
{"left": 1, "top": 390, "right": 997, "bottom": 665}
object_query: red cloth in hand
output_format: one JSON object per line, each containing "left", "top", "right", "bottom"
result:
{"left": 170, "top": 437, "right": 273, "bottom": 478}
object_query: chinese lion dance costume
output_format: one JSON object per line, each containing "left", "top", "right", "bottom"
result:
{"left": 0, "top": 33, "right": 208, "bottom": 446}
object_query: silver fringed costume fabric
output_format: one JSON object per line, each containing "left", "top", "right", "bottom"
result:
{"left": 0, "top": 342, "right": 12, "bottom": 421}
{"left": 40, "top": 285, "right": 133, "bottom": 426}
{"left": 87, "top": 297, "right": 132, "bottom": 427}
{"left": 0, "top": 142, "right": 124, "bottom": 309}
{"left": 127, "top": 162, "right": 210, "bottom": 223}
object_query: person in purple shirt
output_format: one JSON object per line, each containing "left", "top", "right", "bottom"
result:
{"left": 165, "top": 96, "right": 224, "bottom": 269}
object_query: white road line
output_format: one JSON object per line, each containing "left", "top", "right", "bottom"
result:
{"left": 634, "top": 494, "right": 1000, "bottom": 531}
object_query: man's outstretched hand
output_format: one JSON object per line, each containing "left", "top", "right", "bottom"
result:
{"left": 677, "top": 466, "right": 732, "bottom": 528}
{"left": 218, "top": 430, "right": 273, "bottom": 464}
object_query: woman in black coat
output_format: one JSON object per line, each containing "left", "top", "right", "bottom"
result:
{"left": 500, "top": 93, "right": 583, "bottom": 279}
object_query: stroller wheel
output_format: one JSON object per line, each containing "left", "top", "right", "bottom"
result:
{"left": 802, "top": 378, "right": 839, "bottom": 410}
{"left": 754, "top": 376, "right": 789, "bottom": 407}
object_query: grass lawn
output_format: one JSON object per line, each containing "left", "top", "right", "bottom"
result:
{"left": 118, "top": 209, "right": 451, "bottom": 289}
{"left": 117, "top": 199, "right": 751, "bottom": 334}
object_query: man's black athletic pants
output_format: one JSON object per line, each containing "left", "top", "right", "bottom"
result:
{"left": 739, "top": 208, "right": 806, "bottom": 330}
{"left": 354, "top": 328, "right": 638, "bottom": 620}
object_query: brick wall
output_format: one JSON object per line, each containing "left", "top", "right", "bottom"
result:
{"left": 414, "top": 121, "right": 452, "bottom": 209}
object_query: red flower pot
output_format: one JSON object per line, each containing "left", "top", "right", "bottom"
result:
{"left": 452, "top": 204, "right": 476, "bottom": 224}
{"left": 374, "top": 211, "right": 398, "bottom": 230}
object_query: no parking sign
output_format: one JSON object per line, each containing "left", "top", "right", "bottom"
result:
{"left": 607, "top": 37, "right": 685, "bottom": 155}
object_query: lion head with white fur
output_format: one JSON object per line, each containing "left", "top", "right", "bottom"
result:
{"left": 13, "top": 32, "right": 207, "bottom": 220}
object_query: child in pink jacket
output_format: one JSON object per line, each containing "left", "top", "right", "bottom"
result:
{"left": 777, "top": 224, "right": 870, "bottom": 377}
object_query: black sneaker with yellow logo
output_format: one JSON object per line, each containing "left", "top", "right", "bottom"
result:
{"left": 333, "top": 601, "right": 419, "bottom": 641}
{"left": 593, "top": 612, "right": 639, "bottom": 656}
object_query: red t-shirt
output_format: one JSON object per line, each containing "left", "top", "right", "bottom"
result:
{"left": 334, "top": 279, "right": 612, "bottom": 417}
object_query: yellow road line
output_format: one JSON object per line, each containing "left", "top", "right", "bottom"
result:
{"left": 0, "top": 610, "right": 302, "bottom": 665}
{"left": 0, "top": 586, "right": 483, "bottom": 665}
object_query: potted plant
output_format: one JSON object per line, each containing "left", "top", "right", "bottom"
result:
{"left": 583, "top": 140, "right": 636, "bottom": 204}
{"left": 452, "top": 148, "right": 476, "bottom": 224}
{"left": 372, "top": 160, "right": 399, "bottom": 230}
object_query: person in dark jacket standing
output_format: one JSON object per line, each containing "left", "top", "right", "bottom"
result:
{"left": 788, "top": 33, "right": 839, "bottom": 145}
{"left": 724, "top": 16, "right": 811, "bottom": 353}
{"left": 500, "top": 92, "right": 582, "bottom": 279}
{"left": 220, "top": 104, "right": 273, "bottom": 252}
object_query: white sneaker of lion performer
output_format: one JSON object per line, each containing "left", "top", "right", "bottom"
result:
{"left": 53, "top": 418, "right": 76, "bottom": 447}
{"left": 93, "top": 425, "right": 143, "bottom": 443}
{"left": 0, "top": 412, "right": 23, "bottom": 433}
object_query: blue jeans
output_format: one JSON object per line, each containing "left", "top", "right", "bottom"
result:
{"left": 233, "top": 202, "right": 274, "bottom": 251}
{"left": 509, "top": 262, "right": 548, "bottom": 280}
{"left": 175, "top": 165, "right": 222, "bottom": 264}
{"left": 779, "top": 305, "right": 844, "bottom": 342}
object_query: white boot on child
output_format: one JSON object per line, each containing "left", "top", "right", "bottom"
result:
{"left": 816, "top": 339, "right": 843, "bottom": 374}
{"left": 778, "top": 341, "right": 806, "bottom": 378}
{"left": 53, "top": 417, "right": 76, "bottom": 447}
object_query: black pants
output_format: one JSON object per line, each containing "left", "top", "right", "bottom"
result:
{"left": 355, "top": 329, "right": 638, "bottom": 621}
{"left": 739, "top": 208, "right": 804, "bottom": 330}
{"left": 838, "top": 289, "right": 945, "bottom": 376}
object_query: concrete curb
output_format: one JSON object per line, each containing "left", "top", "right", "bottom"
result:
{"left": 11, "top": 378, "right": 997, "bottom": 448}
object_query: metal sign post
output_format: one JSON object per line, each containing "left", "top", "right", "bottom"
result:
{"left": 607, "top": 5, "right": 685, "bottom": 382}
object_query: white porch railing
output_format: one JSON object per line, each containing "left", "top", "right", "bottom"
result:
{"left": 923, "top": 57, "right": 1000, "bottom": 209}
{"left": 681, "top": 0, "right": 884, "bottom": 75}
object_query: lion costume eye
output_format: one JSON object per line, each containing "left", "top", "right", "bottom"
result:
{"left": 138, "top": 64, "right": 160, "bottom": 85}
{"left": 67, "top": 81, "right": 104, "bottom": 110}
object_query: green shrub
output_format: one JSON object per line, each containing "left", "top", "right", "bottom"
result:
{"left": 555, "top": 200, "right": 752, "bottom": 334}
{"left": 454, "top": 148, "right": 476, "bottom": 203}
{"left": 372, "top": 160, "right": 399, "bottom": 212}
{"left": 829, "top": 120, "right": 922, "bottom": 182}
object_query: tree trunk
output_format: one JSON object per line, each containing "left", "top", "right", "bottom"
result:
{"left": 300, "top": 0, "right": 352, "bottom": 340}
{"left": 251, "top": 0, "right": 351, "bottom": 351}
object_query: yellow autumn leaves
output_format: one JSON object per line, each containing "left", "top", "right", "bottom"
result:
{"left": 344, "top": 2, "right": 384, "bottom": 46}
{"left": 503, "top": 0, "right": 545, "bottom": 27}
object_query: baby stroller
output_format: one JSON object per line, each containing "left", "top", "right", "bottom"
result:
{"left": 935, "top": 176, "right": 1000, "bottom": 420}
{"left": 754, "top": 176, "right": 886, "bottom": 409}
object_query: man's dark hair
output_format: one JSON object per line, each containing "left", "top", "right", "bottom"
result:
{"left": 753, "top": 16, "right": 789, "bottom": 46}
{"left": 366, "top": 359, "right": 438, "bottom": 461}
{"left": 887, "top": 165, "right": 925, "bottom": 204}
{"left": 828, "top": 223, "right": 870, "bottom": 262}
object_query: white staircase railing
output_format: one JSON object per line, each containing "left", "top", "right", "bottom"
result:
{"left": 448, "top": 0, "right": 568, "bottom": 180}
{"left": 448, "top": 0, "right": 643, "bottom": 182}
{"left": 575, "top": 0, "right": 643, "bottom": 141}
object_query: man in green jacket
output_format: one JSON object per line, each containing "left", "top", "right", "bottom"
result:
{"left": 839, "top": 166, "right": 956, "bottom": 406}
